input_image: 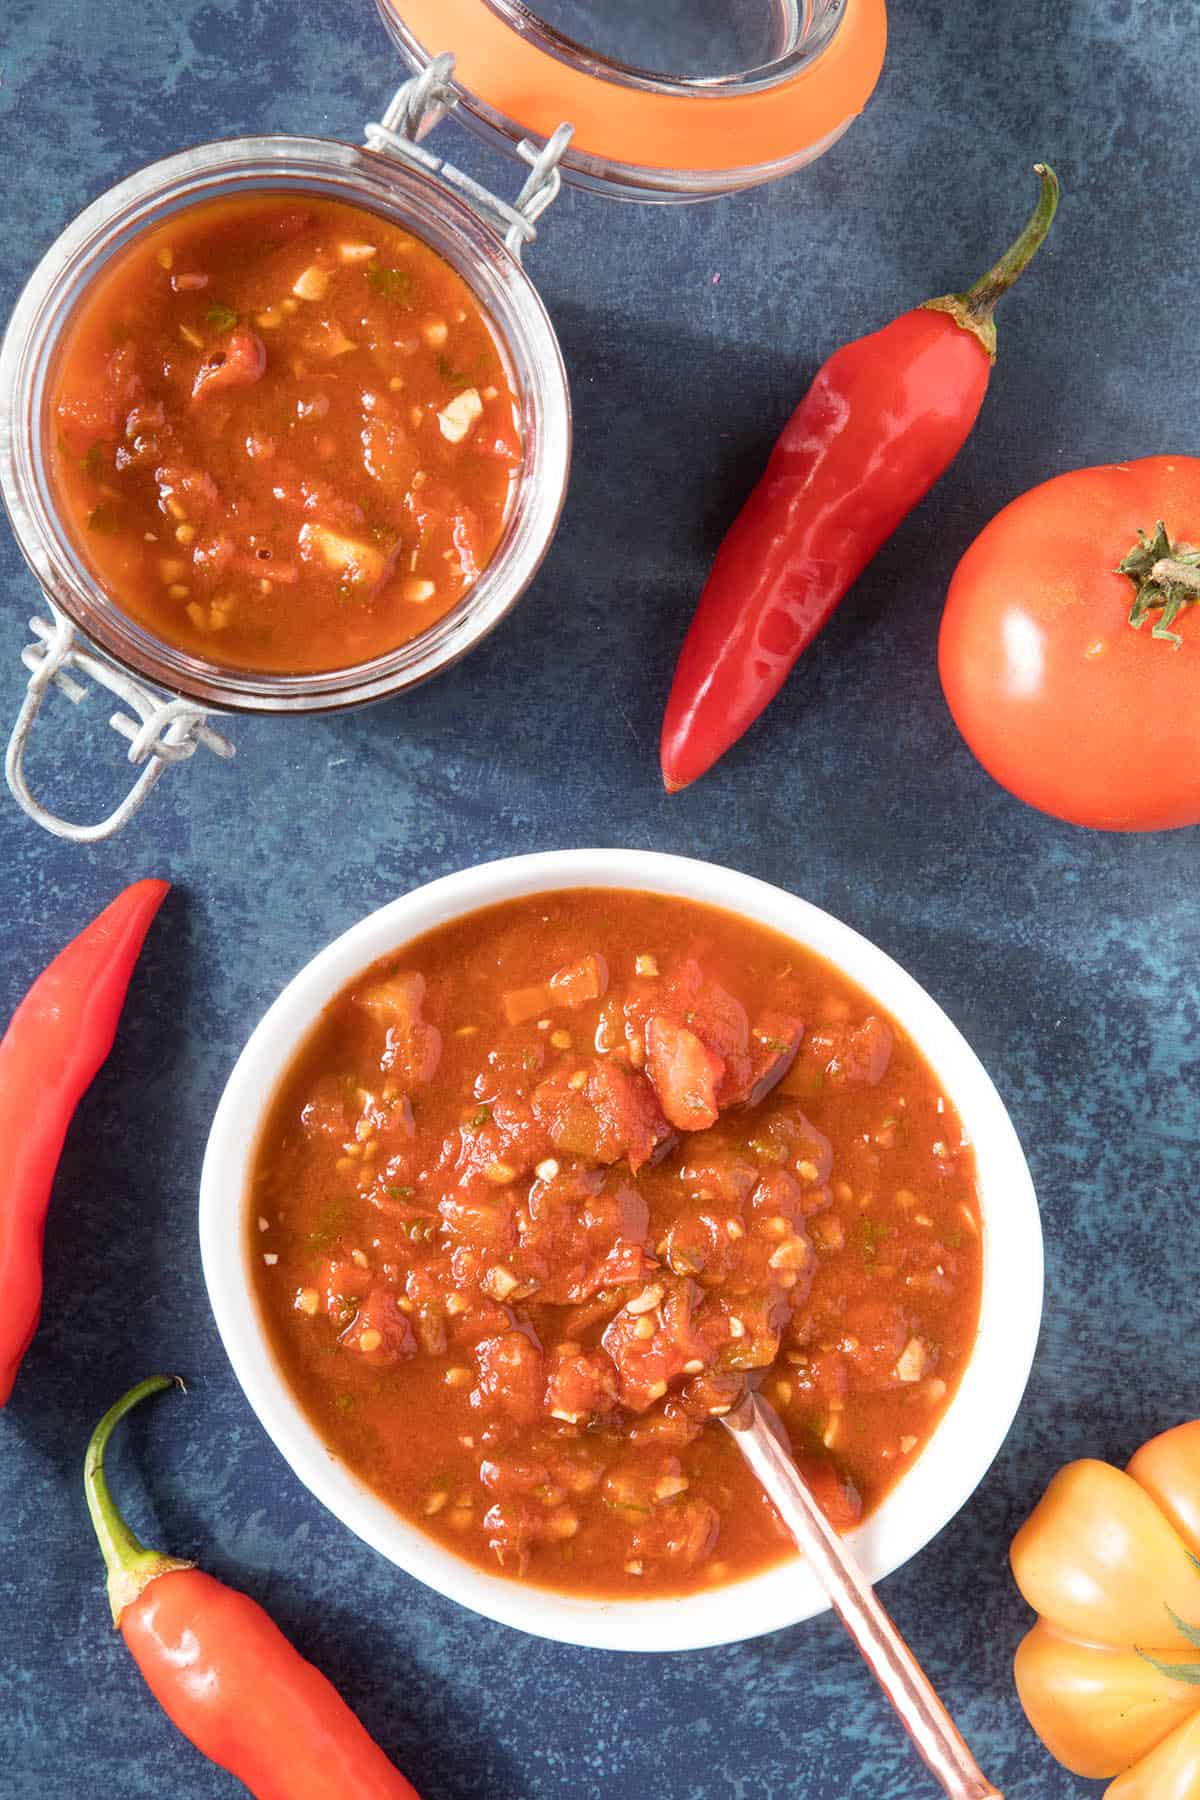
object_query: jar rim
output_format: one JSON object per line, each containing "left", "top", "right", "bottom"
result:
{"left": 0, "top": 132, "right": 571, "bottom": 715}
{"left": 477, "top": 0, "right": 847, "bottom": 98}
{"left": 374, "top": 0, "right": 887, "bottom": 199}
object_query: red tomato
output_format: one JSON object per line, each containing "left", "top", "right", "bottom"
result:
{"left": 938, "top": 455, "right": 1200, "bottom": 830}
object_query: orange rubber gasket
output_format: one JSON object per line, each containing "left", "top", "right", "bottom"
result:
{"left": 384, "top": 0, "right": 887, "bottom": 175}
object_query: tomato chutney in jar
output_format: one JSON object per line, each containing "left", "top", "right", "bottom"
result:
{"left": 49, "top": 193, "right": 524, "bottom": 675}
{"left": 0, "top": 68, "right": 570, "bottom": 838}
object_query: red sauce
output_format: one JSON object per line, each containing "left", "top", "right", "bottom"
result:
{"left": 49, "top": 193, "right": 521, "bottom": 674}
{"left": 249, "top": 891, "right": 983, "bottom": 1596}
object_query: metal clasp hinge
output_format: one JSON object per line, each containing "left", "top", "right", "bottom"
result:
{"left": 7, "top": 607, "right": 234, "bottom": 843}
{"left": 365, "top": 53, "right": 573, "bottom": 262}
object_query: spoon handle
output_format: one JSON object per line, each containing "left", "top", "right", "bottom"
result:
{"left": 724, "top": 1393, "right": 1002, "bottom": 1800}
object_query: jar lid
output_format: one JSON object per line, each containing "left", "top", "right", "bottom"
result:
{"left": 376, "top": 0, "right": 887, "bottom": 200}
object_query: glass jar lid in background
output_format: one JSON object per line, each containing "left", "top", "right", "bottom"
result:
{"left": 376, "top": 0, "right": 888, "bottom": 200}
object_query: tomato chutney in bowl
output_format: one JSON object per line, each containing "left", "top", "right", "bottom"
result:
{"left": 200, "top": 851, "right": 1042, "bottom": 1651}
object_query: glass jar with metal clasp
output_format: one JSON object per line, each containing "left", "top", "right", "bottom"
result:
{"left": 0, "top": 1, "right": 886, "bottom": 842}
{"left": 0, "top": 62, "right": 569, "bottom": 841}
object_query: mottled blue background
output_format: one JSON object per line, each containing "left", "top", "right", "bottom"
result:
{"left": 2, "top": 1, "right": 1199, "bottom": 1794}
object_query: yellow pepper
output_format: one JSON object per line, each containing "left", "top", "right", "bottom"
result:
{"left": 1012, "top": 1420, "right": 1200, "bottom": 1796}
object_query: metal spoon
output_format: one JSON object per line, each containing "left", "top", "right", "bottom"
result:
{"left": 722, "top": 1389, "right": 1002, "bottom": 1800}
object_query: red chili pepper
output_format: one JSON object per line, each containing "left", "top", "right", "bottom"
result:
{"left": 85, "top": 1375, "right": 423, "bottom": 1800}
{"left": 660, "top": 164, "right": 1060, "bottom": 793}
{"left": 0, "top": 879, "right": 169, "bottom": 1405}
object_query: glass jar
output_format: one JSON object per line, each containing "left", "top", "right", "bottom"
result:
{"left": 1, "top": 0, "right": 888, "bottom": 840}
{"left": 0, "top": 66, "right": 571, "bottom": 840}
{"left": 375, "top": 0, "right": 887, "bottom": 200}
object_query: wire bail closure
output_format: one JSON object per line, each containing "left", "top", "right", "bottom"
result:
{"left": 6, "top": 606, "right": 234, "bottom": 843}
{"left": 365, "top": 53, "right": 573, "bottom": 262}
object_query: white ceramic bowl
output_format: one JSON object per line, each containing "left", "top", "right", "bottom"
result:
{"left": 200, "top": 849, "right": 1042, "bottom": 1652}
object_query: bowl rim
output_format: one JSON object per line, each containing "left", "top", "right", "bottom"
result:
{"left": 199, "top": 848, "right": 1043, "bottom": 1652}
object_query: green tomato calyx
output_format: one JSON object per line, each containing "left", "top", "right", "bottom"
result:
{"left": 1120, "top": 521, "right": 1200, "bottom": 648}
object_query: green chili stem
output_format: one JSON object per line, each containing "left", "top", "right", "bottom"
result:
{"left": 84, "top": 1374, "right": 193, "bottom": 1625}
{"left": 959, "top": 164, "right": 1060, "bottom": 321}
{"left": 923, "top": 163, "right": 1060, "bottom": 359}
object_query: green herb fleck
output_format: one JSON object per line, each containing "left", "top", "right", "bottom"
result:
{"left": 436, "top": 352, "right": 469, "bottom": 388}
{"left": 602, "top": 1497, "right": 651, "bottom": 1518}
{"left": 86, "top": 502, "right": 120, "bottom": 534}
{"left": 386, "top": 1185, "right": 415, "bottom": 1199}
{"left": 205, "top": 303, "right": 238, "bottom": 333}
{"left": 464, "top": 1104, "right": 492, "bottom": 1134}
{"left": 334, "top": 1393, "right": 355, "bottom": 1414}
{"left": 945, "top": 1230, "right": 963, "bottom": 1249}
{"left": 82, "top": 441, "right": 109, "bottom": 480}
{"left": 859, "top": 1216, "right": 892, "bottom": 1264}
{"left": 307, "top": 1199, "right": 348, "bottom": 1252}
{"left": 367, "top": 265, "right": 413, "bottom": 303}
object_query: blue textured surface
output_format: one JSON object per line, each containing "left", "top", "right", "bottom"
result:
{"left": 2, "top": 2, "right": 1200, "bottom": 1795}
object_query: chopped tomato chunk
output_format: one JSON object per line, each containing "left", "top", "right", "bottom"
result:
{"left": 438, "top": 1189, "right": 517, "bottom": 1253}
{"left": 450, "top": 1095, "right": 550, "bottom": 1197}
{"left": 300, "top": 1075, "right": 350, "bottom": 1139}
{"left": 545, "top": 1346, "right": 618, "bottom": 1422}
{"left": 502, "top": 984, "right": 552, "bottom": 1026}
{"left": 503, "top": 953, "right": 608, "bottom": 1024}
{"left": 340, "top": 1284, "right": 416, "bottom": 1364}
{"left": 629, "top": 1497, "right": 721, "bottom": 1570}
{"left": 356, "top": 971, "right": 442, "bottom": 1085}
{"left": 56, "top": 344, "right": 141, "bottom": 456}
{"left": 319, "top": 1257, "right": 371, "bottom": 1315}
{"left": 471, "top": 1329, "right": 544, "bottom": 1426}
{"left": 533, "top": 1060, "right": 672, "bottom": 1173}
{"left": 549, "top": 953, "right": 608, "bottom": 1009}
{"left": 807, "top": 1015, "right": 894, "bottom": 1086}
{"left": 602, "top": 1281, "right": 711, "bottom": 1412}
{"left": 645, "top": 1016, "right": 724, "bottom": 1131}
{"left": 516, "top": 1169, "right": 651, "bottom": 1304}
{"left": 663, "top": 961, "right": 752, "bottom": 1101}
{"left": 734, "top": 1013, "right": 805, "bottom": 1107}
{"left": 191, "top": 328, "right": 266, "bottom": 401}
